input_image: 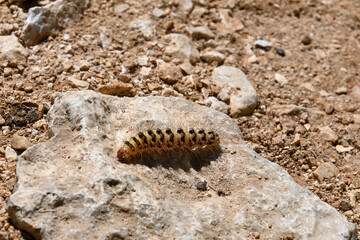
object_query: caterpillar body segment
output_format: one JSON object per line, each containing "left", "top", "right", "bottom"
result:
{"left": 117, "top": 128, "right": 220, "bottom": 162}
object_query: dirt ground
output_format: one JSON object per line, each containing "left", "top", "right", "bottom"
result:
{"left": 0, "top": 0, "right": 360, "bottom": 239}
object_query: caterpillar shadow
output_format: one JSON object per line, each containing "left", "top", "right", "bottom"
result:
{"left": 119, "top": 146, "right": 222, "bottom": 171}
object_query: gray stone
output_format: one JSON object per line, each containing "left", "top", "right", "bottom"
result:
{"left": 187, "top": 26, "right": 214, "bottom": 40}
{"left": 7, "top": 91, "right": 356, "bottom": 240}
{"left": 212, "top": 66, "right": 257, "bottom": 116}
{"left": 314, "top": 162, "right": 339, "bottom": 181}
{"left": 0, "top": 35, "right": 29, "bottom": 67}
{"left": 255, "top": 39, "right": 273, "bottom": 51}
{"left": 114, "top": 4, "right": 129, "bottom": 14}
{"left": 164, "top": 34, "right": 200, "bottom": 64}
{"left": 5, "top": 146, "right": 17, "bottom": 161}
{"left": 201, "top": 51, "right": 226, "bottom": 64}
{"left": 21, "top": 0, "right": 90, "bottom": 46}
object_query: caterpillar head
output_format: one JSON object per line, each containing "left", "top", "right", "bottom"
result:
{"left": 117, "top": 147, "right": 128, "bottom": 161}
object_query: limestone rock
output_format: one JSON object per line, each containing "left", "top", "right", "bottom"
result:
{"left": 0, "top": 35, "right": 29, "bottom": 67}
{"left": 314, "top": 162, "right": 339, "bottom": 181}
{"left": 21, "top": 0, "right": 90, "bottom": 46}
{"left": 335, "top": 86, "right": 348, "bottom": 95}
{"left": 212, "top": 66, "right": 257, "bottom": 116}
{"left": 7, "top": 91, "right": 356, "bottom": 240}
{"left": 10, "top": 134, "right": 30, "bottom": 150}
{"left": 164, "top": 34, "right": 200, "bottom": 64}
{"left": 179, "top": 60, "right": 192, "bottom": 75}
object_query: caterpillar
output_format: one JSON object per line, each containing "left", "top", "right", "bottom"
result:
{"left": 117, "top": 128, "right": 220, "bottom": 167}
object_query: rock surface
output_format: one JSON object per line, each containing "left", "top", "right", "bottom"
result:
{"left": 212, "top": 66, "right": 257, "bottom": 116}
{"left": 21, "top": 0, "right": 90, "bottom": 46}
{"left": 0, "top": 35, "right": 29, "bottom": 67}
{"left": 7, "top": 91, "right": 357, "bottom": 240}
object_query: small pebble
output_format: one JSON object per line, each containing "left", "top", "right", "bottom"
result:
{"left": 97, "top": 83, "right": 134, "bottom": 96}
{"left": 335, "top": 86, "right": 348, "bottom": 95}
{"left": 10, "top": 134, "right": 30, "bottom": 150}
{"left": 339, "top": 200, "right": 352, "bottom": 211}
{"left": 313, "top": 162, "right": 339, "bottom": 181}
{"left": 157, "top": 63, "right": 183, "bottom": 84}
{"left": 63, "top": 33, "right": 70, "bottom": 41}
{"left": 201, "top": 51, "right": 226, "bottom": 64}
{"left": 319, "top": 126, "right": 337, "bottom": 144}
{"left": 196, "top": 180, "right": 208, "bottom": 191}
{"left": 5, "top": 146, "right": 17, "bottom": 161}
{"left": 152, "top": 7, "right": 168, "bottom": 18}
{"left": 254, "top": 39, "right": 272, "bottom": 51}
{"left": 0, "top": 115, "right": 5, "bottom": 125}
{"left": 335, "top": 145, "right": 354, "bottom": 153}
{"left": 275, "top": 47, "right": 285, "bottom": 56}
{"left": 247, "top": 55, "right": 259, "bottom": 64}
{"left": 274, "top": 73, "right": 288, "bottom": 86}
{"left": 114, "top": 4, "right": 129, "bottom": 14}
{"left": 187, "top": 26, "right": 215, "bottom": 40}
{"left": 301, "top": 35, "right": 312, "bottom": 45}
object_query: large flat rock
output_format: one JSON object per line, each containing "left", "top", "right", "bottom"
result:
{"left": 7, "top": 91, "right": 357, "bottom": 239}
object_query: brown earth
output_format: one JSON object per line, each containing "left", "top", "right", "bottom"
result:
{"left": 0, "top": 0, "right": 360, "bottom": 239}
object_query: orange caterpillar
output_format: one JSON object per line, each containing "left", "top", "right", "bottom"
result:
{"left": 117, "top": 128, "right": 220, "bottom": 162}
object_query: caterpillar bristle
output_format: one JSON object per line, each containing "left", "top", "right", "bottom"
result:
{"left": 117, "top": 128, "right": 221, "bottom": 168}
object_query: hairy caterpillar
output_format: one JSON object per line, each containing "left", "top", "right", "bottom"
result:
{"left": 117, "top": 128, "right": 220, "bottom": 168}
